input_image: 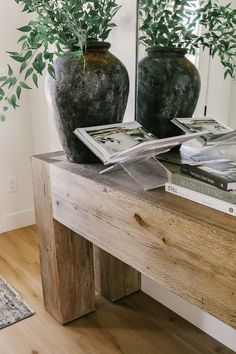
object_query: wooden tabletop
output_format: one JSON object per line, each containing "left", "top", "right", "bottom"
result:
{"left": 35, "top": 150, "right": 236, "bottom": 233}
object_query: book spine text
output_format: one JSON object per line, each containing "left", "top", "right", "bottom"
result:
{"left": 165, "top": 182, "right": 236, "bottom": 216}
{"left": 180, "top": 164, "right": 228, "bottom": 191}
{"left": 171, "top": 174, "right": 236, "bottom": 204}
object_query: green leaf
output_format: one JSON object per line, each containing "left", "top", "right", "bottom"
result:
{"left": 20, "top": 61, "right": 27, "bottom": 73}
{"left": 11, "top": 55, "right": 25, "bottom": 63}
{"left": 7, "top": 51, "right": 19, "bottom": 56}
{"left": 20, "top": 81, "right": 32, "bottom": 89}
{"left": 25, "top": 68, "right": 34, "bottom": 80}
{"left": 48, "top": 64, "right": 56, "bottom": 79}
{"left": 8, "top": 65, "right": 13, "bottom": 76}
{"left": 8, "top": 77, "right": 17, "bottom": 88}
{"left": 71, "top": 50, "right": 83, "bottom": 57}
{"left": 1, "top": 115, "right": 5, "bottom": 122}
{"left": 1, "top": 78, "right": 12, "bottom": 88}
{"left": 16, "top": 85, "right": 22, "bottom": 99}
{"left": 32, "top": 61, "right": 42, "bottom": 74}
{"left": 17, "top": 26, "right": 32, "bottom": 32}
{"left": 32, "top": 73, "right": 38, "bottom": 87}
{"left": 24, "top": 50, "right": 32, "bottom": 61}
{"left": 17, "top": 35, "right": 27, "bottom": 43}
{"left": 7, "top": 95, "right": 17, "bottom": 109}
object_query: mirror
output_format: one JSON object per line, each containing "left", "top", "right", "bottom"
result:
{"left": 135, "top": 0, "right": 236, "bottom": 139}
{"left": 108, "top": 0, "right": 137, "bottom": 123}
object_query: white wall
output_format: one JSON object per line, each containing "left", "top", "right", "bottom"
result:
{"left": 229, "top": 81, "right": 236, "bottom": 128}
{"left": 29, "top": 81, "right": 61, "bottom": 154}
{"left": 195, "top": 0, "right": 236, "bottom": 124}
{"left": 195, "top": 50, "right": 233, "bottom": 124}
{"left": 0, "top": 2, "right": 35, "bottom": 232}
{"left": 1, "top": 1, "right": 236, "bottom": 351}
{"left": 109, "top": 0, "right": 137, "bottom": 122}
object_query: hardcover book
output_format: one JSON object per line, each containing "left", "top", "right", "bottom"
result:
{"left": 171, "top": 117, "right": 232, "bottom": 145}
{"left": 180, "top": 159, "right": 236, "bottom": 191}
{"left": 165, "top": 182, "right": 236, "bottom": 216}
{"left": 171, "top": 173, "right": 236, "bottom": 204}
{"left": 74, "top": 122, "right": 205, "bottom": 165}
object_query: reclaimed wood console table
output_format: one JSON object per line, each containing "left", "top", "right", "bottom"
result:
{"left": 32, "top": 151, "right": 236, "bottom": 328}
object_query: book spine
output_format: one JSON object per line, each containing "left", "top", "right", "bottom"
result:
{"left": 165, "top": 182, "right": 236, "bottom": 216}
{"left": 171, "top": 174, "right": 236, "bottom": 204}
{"left": 180, "top": 164, "right": 228, "bottom": 191}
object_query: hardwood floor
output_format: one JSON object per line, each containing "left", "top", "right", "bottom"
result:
{"left": 0, "top": 226, "right": 234, "bottom": 354}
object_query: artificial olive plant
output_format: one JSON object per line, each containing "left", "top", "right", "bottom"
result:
{"left": 139, "top": 0, "right": 236, "bottom": 78}
{"left": 0, "top": 0, "right": 121, "bottom": 120}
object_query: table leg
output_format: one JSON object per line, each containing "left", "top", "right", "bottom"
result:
{"left": 31, "top": 158, "right": 95, "bottom": 324}
{"left": 94, "top": 246, "right": 141, "bottom": 302}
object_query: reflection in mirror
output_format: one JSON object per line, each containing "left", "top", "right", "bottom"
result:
{"left": 109, "top": 0, "right": 137, "bottom": 122}
{"left": 136, "top": 0, "right": 236, "bottom": 138}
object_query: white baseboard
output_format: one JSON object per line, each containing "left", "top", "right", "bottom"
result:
{"left": 141, "top": 275, "right": 236, "bottom": 352}
{"left": 0, "top": 208, "right": 35, "bottom": 233}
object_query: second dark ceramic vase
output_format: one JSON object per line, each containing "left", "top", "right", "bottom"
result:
{"left": 137, "top": 46, "right": 201, "bottom": 139}
{"left": 46, "top": 40, "right": 130, "bottom": 163}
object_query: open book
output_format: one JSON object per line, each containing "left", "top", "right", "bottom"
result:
{"left": 171, "top": 117, "right": 233, "bottom": 145}
{"left": 74, "top": 121, "right": 206, "bottom": 165}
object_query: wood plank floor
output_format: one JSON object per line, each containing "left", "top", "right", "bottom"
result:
{"left": 0, "top": 225, "right": 234, "bottom": 354}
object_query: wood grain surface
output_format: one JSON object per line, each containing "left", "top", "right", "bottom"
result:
{"left": 31, "top": 157, "right": 95, "bottom": 323}
{"left": 94, "top": 246, "right": 141, "bottom": 301}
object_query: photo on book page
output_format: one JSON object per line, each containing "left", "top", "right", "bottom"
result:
{"left": 171, "top": 117, "right": 232, "bottom": 145}
{"left": 87, "top": 122, "right": 156, "bottom": 155}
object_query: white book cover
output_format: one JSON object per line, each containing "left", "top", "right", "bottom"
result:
{"left": 165, "top": 182, "right": 236, "bottom": 216}
{"left": 74, "top": 122, "right": 206, "bottom": 165}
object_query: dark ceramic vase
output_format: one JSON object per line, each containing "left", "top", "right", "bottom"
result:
{"left": 137, "top": 46, "right": 201, "bottom": 138}
{"left": 45, "top": 40, "right": 129, "bottom": 163}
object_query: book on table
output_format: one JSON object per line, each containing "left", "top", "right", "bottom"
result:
{"left": 165, "top": 164, "right": 236, "bottom": 216}
{"left": 170, "top": 172, "right": 236, "bottom": 204}
{"left": 171, "top": 117, "right": 233, "bottom": 145}
{"left": 165, "top": 182, "right": 236, "bottom": 216}
{"left": 74, "top": 121, "right": 205, "bottom": 166}
{"left": 180, "top": 159, "right": 236, "bottom": 191}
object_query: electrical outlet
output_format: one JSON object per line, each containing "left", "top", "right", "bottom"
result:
{"left": 8, "top": 176, "right": 17, "bottom": 193}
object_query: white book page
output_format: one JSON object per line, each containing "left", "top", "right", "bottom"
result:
{"left": 74, "top": 122, "right": 207, "bottom": 165}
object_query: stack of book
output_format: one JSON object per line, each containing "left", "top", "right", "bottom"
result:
{"left": 165, "top": 117, "right": 236, "bottom": 216}
{"left": 165, "top": 160, "right": 236, "bottom": 216}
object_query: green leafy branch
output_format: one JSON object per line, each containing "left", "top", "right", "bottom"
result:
{"left": 0, "top": 0, "right": 121, "bottom": 120}
{"left": 139, "top": 0, "right": 236, "bottom": 79}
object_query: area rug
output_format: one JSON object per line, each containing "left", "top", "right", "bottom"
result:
{"left": 0, "top": 277, "right": 34, "bottom": 329}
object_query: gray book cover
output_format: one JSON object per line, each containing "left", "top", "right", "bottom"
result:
{"left": 180, "top": 160, "right": 236, "bottom": 191}
{"left": 171, "top": 173, "right": 236, "bottom": 204}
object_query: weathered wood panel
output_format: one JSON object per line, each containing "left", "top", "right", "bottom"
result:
{"left": 94, "top": 246, "right": 141, "bottom": 301}
{"left": 31, "top": 157, "right": 95, "bottom": 323}
{"left": 49, "top": 162, "right": 236, "bottom": 328}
